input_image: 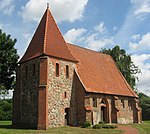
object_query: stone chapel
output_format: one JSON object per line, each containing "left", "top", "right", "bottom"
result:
{"left": 12, "top": 5, "right": 142, "bottom": 129}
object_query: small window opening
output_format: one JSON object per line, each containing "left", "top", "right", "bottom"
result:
{"left": 128, "top": 100, "right": 131, "bottom": 110}
{"left": 64, "top": 92, "right": 67, "bottom": 98}
{"left": 93, "top": 97, "right": 97, "bottom": 107}
{"left": 128, "top": 100, "right": 131, "bottom": 106}
{"left": 121, "top": 99, "right": 125, "bottom": 108}
{"left": 66, "top": 65, "right": 69, "bottom": 78}
{"left": 56, "top": 63, "right": 59, "bottom": 77}
{"left": 33, "top": 63, "right": 35, "bottom": 75}
{"left": 85, "top": 92, "right": 89, "bottom": 96}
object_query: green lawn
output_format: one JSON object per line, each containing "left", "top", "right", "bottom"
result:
{"left": 132, "top": 121, "right": 150, "bottom": 134}
{"left": 0, "top": 121, "right": 150, "bottom": 134}
{"left": 0, "top": 121, "right": 122, "bottom": 134}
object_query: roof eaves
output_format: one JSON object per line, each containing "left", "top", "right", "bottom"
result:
{"left": 86, "top": 90, "right": 138, "bottom": 98}
{"left": 109, "top": 56, "right": 138, "bottom": 98}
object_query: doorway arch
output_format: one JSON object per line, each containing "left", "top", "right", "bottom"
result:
{"left": 65, "top": 108, "right": 70, "bottom": 125}
{"left": 100, "top": 98, "right": 109, "bottom": 123}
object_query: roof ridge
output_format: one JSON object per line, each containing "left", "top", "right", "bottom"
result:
{"left": 67, "top": 42, "right": 109, "bottom": 57}
{"left": 43, "top": 8, "right": 78, "bottom": 62}
{"left": 46, "top": 7, "right": 69, "bottom": 48}
{"left": 43, "top": 8, "right": 49, "bottom": 53}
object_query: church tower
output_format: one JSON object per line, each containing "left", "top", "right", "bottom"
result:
{"left": 13, "top": 5, "right": 78, "bottom": 129}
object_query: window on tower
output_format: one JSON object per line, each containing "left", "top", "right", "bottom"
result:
{"left": 64, "top": 92, "right": 67, "bottom": 98}
{"left": 66, "top": 65, "right": 69, "bottom": 78}
{"left": 56, "top": 63, "right": 59, "bottom": 77}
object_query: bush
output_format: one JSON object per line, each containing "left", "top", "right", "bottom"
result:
{"left": 93, "top": 124, "right": 103, "bottom": 129}
{"left": 93, "top": 124, "right": 117, "bottom": 129}
{"left": 99, "top": 121, "right": 105, "bottom": 124}
{"left": 0, "top": 99, "right": 12, "bottom": 120}
{"left": 102, "top": 124, "right": 117, "bottom": 129}
{"left": 81, "top": 121, "right": 91, "bottom": 128}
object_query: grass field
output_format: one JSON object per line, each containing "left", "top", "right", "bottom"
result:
{"left": 0, "top": 121, "right": 122, "bottom": 134}
{"left": 0, "top": 121, "right": 150, "bottom": 134}
{"left": 132, "top": 121, "right": 150, "bottom": 134}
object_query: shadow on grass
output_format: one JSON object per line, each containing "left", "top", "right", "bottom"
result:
{"left": 0, "top": 124, "right": 13, "bottom": 129}
{"left": 0, "top": 123, "right": 36, "bottom": 130}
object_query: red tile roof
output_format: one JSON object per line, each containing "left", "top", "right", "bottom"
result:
{"left": 68, "top": 43, "right": 138, "bottom": 98}
{"left": 19, "top": 7, "right": 77, "bottom": 63}
{"left": 19, "top": 6, "right": 138, "bottom": 98}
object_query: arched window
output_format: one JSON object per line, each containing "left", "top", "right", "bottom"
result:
{"left": 121, "top": 99, "right": 125, "bottom": 108}
{"left": 64, "top": 92, "right": 67, "bottom": 98}
{"left": 93, "top": 97, "right": 97, "bottom": 107}
{"left": 128, "top": 100, "right": 131, "bottom": 110}
{"left": 66, "top": 65, "right": 69, "bottom": 78}
{"left": 101, "top": 99, "right": 105, "bottom": 104}
{"left": 56, "top": 63, "right": 59, "bottom": 77}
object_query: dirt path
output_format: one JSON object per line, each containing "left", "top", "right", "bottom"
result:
{"left": 116, "top": 125, "right": 139, "bottom": 134}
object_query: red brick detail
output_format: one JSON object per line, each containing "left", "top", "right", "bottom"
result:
{"left": 39, "top": 57, "right": 48, "bottom": 85}
{"left": 85, "top": 106, "right": 92, "bottom": 111}
{"left": 38, "top": 57, "right": 48, "bottom": 130}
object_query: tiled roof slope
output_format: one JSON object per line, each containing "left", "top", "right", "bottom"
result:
{"left": 68, "top": 43, "right": 138, "bottom": 97}
{"left": 20, "top": 7, "right": 77, "bottom": 63}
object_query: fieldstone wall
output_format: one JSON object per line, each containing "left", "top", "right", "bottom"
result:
{"left": 84, "top": 94, "right": 139, "bottom": 125}
{"left": 13, "top": 56, "right": 141, "bottom": 129}
{"left": 72, "top": 72, "right": 86, "bottom": 126}
{"left": 47, "top": 57, "right": 76, "bottom": 127}
{"left": 12, "top": 66, "right": 21, "bottom": 126}
{"left": 20, "top": 58, "right": 40, "bottom": 128}
{"left": 116, "top": 97, "right": 134, "bottom": 124}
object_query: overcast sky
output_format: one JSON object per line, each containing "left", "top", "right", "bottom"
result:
{"left": 0, "top": 0, "right": 150, "bottom": 96}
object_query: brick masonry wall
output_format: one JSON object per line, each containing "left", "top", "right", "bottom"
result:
{"left": 20, "top": 58, "right": 40, "bottom": 128}
{"left": 38, "top": 56, "right": 49, "bottom": 129}
{"left": 47, "top": 57, "right": 76, "bottom": 127}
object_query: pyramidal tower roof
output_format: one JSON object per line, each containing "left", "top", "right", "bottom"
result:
{"left": 20, "top": 5, "right": 78, "bottom": 63}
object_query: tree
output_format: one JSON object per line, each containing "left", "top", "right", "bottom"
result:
{"left": 101, "top": 45, "right": 141, "bottom": 89}
{"left": 139, "top": 92, "right": 150, "bottom": 120}
{"left": 0, "top": 29, "right": 19, "bottom": 95}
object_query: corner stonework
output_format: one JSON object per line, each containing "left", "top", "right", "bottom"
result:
{"left": 38, "top": 56, "right": 49, "bottom": 130}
